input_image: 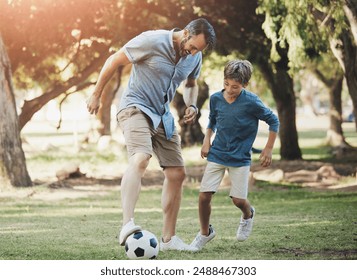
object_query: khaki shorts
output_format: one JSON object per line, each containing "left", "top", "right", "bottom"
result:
{"left": 200, "top": 161, "right": 250, "bottom": 199}
{"left": 117, "top": 107, "right": 184, "bottom": 168}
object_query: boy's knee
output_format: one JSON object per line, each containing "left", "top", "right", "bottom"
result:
{"left": 199, "top": 192, "right": 213, "bottom": 204}
{"left": 231, "top": 197, "right": 247, "bottom": 208}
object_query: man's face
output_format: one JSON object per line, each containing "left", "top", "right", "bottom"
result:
{"left": 179, "top": 33, "right": 207, "bottom": 57}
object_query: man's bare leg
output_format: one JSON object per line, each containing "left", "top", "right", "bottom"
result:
{"left": 161, "top": 166, "right": 185, "bottom": 242}
{"left": 121, "top": 152, "right": 150, "bottom": 224}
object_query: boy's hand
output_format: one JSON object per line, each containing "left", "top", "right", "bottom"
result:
{"left": 259, "top": 148, "right": 273, "bottom": 167}
{"left": 201, "top": 143, "right": 210, "bottom": 158}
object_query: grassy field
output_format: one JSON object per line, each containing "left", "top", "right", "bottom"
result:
{"left": 0, "top": 184, "right": 356, "bottom": 260}
{"left": 0, "top": 116, "right": 356, "bottom": 260}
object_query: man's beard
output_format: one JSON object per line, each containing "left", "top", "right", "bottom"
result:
{"left": 179, "top": 37, "right": 190, "bottom": 57}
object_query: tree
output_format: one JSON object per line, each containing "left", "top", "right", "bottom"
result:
{"left": 0, "top": 35, "right": 32, "bottom": 187}
{"left": 0, "top": 0, "right": 116, "bottom": 131}
{"left": 258, "top": 0, "right": 357, "bottom": 135}
{"left": 192, "top": 0, "right": 302, "bottom": 159}
{"left": 310, "top": 54, "right": 350, "bottom": 148}
{"left": 0, "top": 0, "right": 197, "bottom": 137}
{"left": 317, "top": 0, "right": 357, "bottom": 131}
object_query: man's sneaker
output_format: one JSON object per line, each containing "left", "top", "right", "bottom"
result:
{"left": 237, "top": 207, "right": 255, "bottom": 242}
{"left": 119, "top": 218, "right": 141, "bottom": 246}
{"left": 160, "top": 236, "right": 199, "bottom": 252}
{"left": 190, "top": 225, "right": 216, "bottom": 250}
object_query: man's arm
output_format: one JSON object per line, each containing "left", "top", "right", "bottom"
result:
{"left": 87, "top": 49, "right": 131, "bottom": 115}
{"left": 182, "top": 78, "right": 199, "bottom": 124}
{"left": 183, "top": 78, "right": 199, "bottom": 107}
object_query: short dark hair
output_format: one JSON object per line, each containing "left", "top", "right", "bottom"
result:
{"left": 224, "top": 60, "right": 253, "bottom": 85}
{"left": 185, "top": 18, "right": 216, "bottom": 52}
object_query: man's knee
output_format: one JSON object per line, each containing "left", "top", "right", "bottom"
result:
{"left": 164, "top": 166, "right": 186, "bottom": 183}
{"left": 129, "top": 153, "right": 151, "bottom": 173}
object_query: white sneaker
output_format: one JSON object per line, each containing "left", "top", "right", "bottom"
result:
{"left": 160, "top": 236, "right": 199, "bottom": 252}
{"left": 237, "top": 207, "right": 255, "bottom": 242}
{"left": 190, "top": 225, "right": 216, "bottom": 250}
{"left": 119, "top": 218, "right": 141, "bottom": 246}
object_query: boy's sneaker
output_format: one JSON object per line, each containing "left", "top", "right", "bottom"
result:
{"left": 119, "top": 218, "right": 141, "bottom": 246}
{"left": 237, "top": 207, "right": 255, "bottom": 242}
{"left": 190, "top": 225, "right": 216, "bottom": 250}
{"left": 160, "top": 236, "right": 199, "bottom": 252}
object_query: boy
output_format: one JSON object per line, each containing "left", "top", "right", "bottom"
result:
{"left": 191, "top": 60, "right": 279, "bottom": 250}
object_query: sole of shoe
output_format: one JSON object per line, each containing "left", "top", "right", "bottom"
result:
{"left": 119, "top": 226, "right": 141, "bottom": 245}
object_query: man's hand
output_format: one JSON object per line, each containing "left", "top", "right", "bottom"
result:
{"left": 183, "top": 106, "right": 197, "bottom": 124}
{"left": 86, "top": 95, "right": 101, "bottom": 115}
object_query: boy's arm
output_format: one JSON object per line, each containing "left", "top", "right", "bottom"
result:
{"left": 259, "top": 130, "right": 278, "bottom": 167}
{"left": 201, "top": 128, "right": 214, "bottom": 158}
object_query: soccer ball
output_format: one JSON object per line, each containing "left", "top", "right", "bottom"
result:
{"left": 125, "top": 230, "right": 159, "bottom": 259}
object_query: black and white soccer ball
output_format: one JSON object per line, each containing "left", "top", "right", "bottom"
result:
{"left": 125, "top": 230, "right": 159, "bottom": 259}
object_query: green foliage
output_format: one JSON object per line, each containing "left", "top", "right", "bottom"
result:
{"left": 257, "top": 0, "right": 349, "bottom": 70}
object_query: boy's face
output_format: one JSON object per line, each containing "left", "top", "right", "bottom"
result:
{"left": 224, "top": 79, "right": 245, "bottom": 97}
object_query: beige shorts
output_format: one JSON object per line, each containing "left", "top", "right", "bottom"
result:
{"left": 117, "top": 106, "right": 184, "bottom": 168}
{"left": 200, "top": 162, "right": 250, "bottom": 199}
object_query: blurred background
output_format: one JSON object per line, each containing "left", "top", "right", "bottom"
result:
{"left": 0, "top": 0, "right": 356, "bottom": 187}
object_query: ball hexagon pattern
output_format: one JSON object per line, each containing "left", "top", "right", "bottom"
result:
{"left": 125, "top": 230, "right": 159, "bottom": 259}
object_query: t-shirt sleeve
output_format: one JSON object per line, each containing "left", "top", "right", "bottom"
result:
{"left": 207, "top": 95, "right": 217, "bottom": 132}
{"left": 253, "top": 96, "right": 280, "bottom": 133}
{"left": 188, "top": 53, "right": 202, "bottom": 80}
{"left": 123, "top": 32, "right": 154, "bottom": 63}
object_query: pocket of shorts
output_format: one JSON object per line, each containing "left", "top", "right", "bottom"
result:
{"left": 129, "top": 106, "right": 140, "bottom": 117}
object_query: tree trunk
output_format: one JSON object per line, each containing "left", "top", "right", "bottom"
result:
{"left": 0, "top": 35, "right": 32, "bottom": 187}
{"left": 312, "top": 69, "right": 350, "bottom": 147}
{"left": 341, "top": 30, "right": 357, "bottom": 131}
{"left": 343, "top": 1, "right": 357, "bottom": 46}
{"left": 326, "top": 77, "right": 350, "bottom": 146}
{"left": 172, "top": 80, "right": 209, "bottom": 147}
{"left": 97, "top": 67, "right": 123, "bottom": 136}
{"left": 259, "top": 52, "right": 302, "bottom": 160}
{"left": 329, "top": 25, "right": 357, "bottom": 132}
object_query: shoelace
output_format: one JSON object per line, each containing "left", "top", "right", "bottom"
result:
{"left": 194, "top": 236, "right": 205, "bottom": 247}
{"left": 194, "top": 230, "right": 212, "bottom": 247}
{"left": 240, "top": 219, "right": 248, "bottom": 226}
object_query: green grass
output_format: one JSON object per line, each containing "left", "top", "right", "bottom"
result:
{"left": 0, "top": 185, "right": 356, "bottom": 260}
{"left": 3, "top": 119, "right": 354, "bottom": 260}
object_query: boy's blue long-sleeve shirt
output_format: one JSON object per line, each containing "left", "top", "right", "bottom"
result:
{"left": 207, "top": 89, "right": 280, "bottom": 167}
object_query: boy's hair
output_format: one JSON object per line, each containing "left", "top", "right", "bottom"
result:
{"left": 224, "top": 60, "right": 253, "bottom": 85}
{"left": 185, "top": 18, "right": 216, "bottom": 52}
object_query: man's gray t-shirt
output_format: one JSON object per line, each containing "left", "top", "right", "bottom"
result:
{"left": 119, "top": 29, "right": 202, "bottom": 132}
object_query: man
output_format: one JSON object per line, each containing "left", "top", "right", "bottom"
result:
{"left": 87, "top": 18, "right": 216, "bottom": 251}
